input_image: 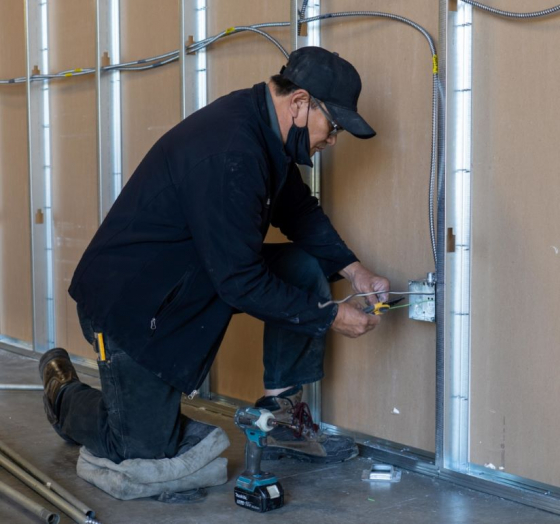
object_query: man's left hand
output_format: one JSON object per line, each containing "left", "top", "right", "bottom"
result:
{"left": 339, "top": 261, "right": 390, "bottom": 305}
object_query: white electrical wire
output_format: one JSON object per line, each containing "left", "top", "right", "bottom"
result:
{"left": 318, "top": 290, "right": 435, "bottom": 309}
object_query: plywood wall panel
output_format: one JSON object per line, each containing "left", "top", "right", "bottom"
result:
{"left": 120, "top": 0, "right": 181, "bottom": 183}
{"left": 205, "top": 1, "right": 290, "bottom": 102}
{"left": 49, "top": 0, "right": 98, "bottom": 359}
{"left": 320, "top": 0, "right": 438, "bottom": 450}
{"left": 470, "top": 3, "right": 560, "bottom": 486}
{"left": 0, "top": 1, "right": 32, "bottom": 343}
{"left": 207, "top": 1, "right": 290, "bottom": 402}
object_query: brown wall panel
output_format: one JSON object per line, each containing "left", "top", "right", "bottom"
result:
{"left": 207, "top": 1, "right": 290, "bottom": 402}
{"left": 470, "top": 3, "right": 560, "bottom": 485}
{"left": 49, "top": 0, "right": 98, "bottom": 359}
{"left": 0, "top": 1, "right": 32, "bottom": 343}
{"left": 120, "top": 0, "right": 181, "bottom": 183}
{"left": 320, "top": 0, "right": 438, "bottom": 450}
{"left": 205, "top": 1, "right": 290, "bottom": 101}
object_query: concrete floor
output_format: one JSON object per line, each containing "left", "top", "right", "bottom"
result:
{"left": 1, "top": 349, "right": 560, "bottom": 524}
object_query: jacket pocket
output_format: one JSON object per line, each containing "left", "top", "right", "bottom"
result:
{"left": 150, "top": 266, "right": 196, "bottom": 334}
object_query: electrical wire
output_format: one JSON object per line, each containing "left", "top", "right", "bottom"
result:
{"left": 460, "top": 0, "right": 560, "bottom": 19}
{"left": 224, "top": 26, "right": 290, "bottom": 59}
{"left": 365, "top": 299, "right": 432, "bottom": 313}
{"left": 318, "top": 290, "right": 435, "bottom": 309}
{"left": 388, "top": 301, "right": 428, "bottom": 311}
{"left": 0, "top": 25, "right": 289, "bottom": 84}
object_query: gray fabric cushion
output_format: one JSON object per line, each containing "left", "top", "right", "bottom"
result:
{"left": 76, "top": 421, "right": 230, "bottom": 500}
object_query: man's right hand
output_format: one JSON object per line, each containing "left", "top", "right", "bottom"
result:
{"left": 330, "top": 302, "right": 381, "bottom": 338}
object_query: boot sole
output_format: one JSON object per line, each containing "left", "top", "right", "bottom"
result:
{"left": 261, "top": 445, "right": 359, "bottom": 464}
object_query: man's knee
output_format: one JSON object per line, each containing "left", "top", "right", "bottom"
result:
{"left": 100, "top": 428, "right": 176, "bottom": 463}
{"left": 269, "top": 245, "right": 331, "bottom": 299}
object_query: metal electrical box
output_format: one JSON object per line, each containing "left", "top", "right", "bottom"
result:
{"left": 408, "top": 278, "right": 436, "bottom": 323}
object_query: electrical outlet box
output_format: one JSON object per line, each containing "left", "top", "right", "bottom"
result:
{"left": 408, "top": 279, "right": 436, "bottom": 322}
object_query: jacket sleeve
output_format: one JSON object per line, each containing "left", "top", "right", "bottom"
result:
{"left": 176, "top": 151, "right": 338, "bottom": 337}
{"left": 271, "top": 164, "right": 359, "bottom": 281}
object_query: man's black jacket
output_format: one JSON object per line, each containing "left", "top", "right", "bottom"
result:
{"left": 69, "top": 82, "right": 358, "bottom": 394}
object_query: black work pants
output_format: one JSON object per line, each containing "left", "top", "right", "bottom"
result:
{"left": 57, "top": 243, "right": 332, "bottom": 462}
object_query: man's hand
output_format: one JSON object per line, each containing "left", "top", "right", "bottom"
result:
{"left": 331, "top": 302, "right": 381, "bottom": 338}
{"left": 339, "top": 261, "right": 390, "bottom": 305}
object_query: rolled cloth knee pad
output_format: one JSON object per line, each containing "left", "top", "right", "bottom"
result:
{"left": 76, "top": 419, "right": 230, "bottom": 500}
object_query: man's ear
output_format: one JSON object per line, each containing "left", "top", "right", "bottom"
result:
{"left": 288, "top": 89, "right": 310, "bottom": 119}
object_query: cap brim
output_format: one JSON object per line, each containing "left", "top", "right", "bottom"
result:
{"left": 325, "top": 103, "right": 376, "bottom": 139}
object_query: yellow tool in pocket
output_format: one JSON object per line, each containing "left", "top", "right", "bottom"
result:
{"left": 94, "top": 332, "right": 107, "bottom": 361}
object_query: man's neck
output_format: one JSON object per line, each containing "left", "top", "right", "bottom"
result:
{"left": 265, "top": 83, "right": 283, "bottom": 144}
{"left": 266, "top": 81, "right": 290, "bottom": 144}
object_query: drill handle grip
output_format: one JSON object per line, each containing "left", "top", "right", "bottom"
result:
{"left": 245, "top": 440, "right": 264, "bottom": 476}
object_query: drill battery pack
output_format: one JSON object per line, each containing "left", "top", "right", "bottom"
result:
{"left": 234, "top": 482, "right": 284, "bottom": 513}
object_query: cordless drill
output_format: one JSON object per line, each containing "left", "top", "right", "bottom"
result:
{"left": 234, "top": 407, "right": 297, "bottom": 513}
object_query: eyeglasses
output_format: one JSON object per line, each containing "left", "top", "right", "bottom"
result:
{"left": 312, "top": 97, "right": 343, "bottom": 137}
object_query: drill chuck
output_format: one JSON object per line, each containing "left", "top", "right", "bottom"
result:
{"left": 234, "top": 407, "right": 275, "bottom": 433}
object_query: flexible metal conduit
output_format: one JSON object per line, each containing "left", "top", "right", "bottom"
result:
{"left": 460, "top": 0, "right": 560, "bottom": 19}
{"left": 2, "top": 2, "right": 559, "bottom": 76}
{"left": 0, "top": 479, "right": 59, "bottom": 523}
{"left": 303, "top": 11, "right": 439, "bottom": 266}
{"left": 298, "top": 0, "right": 310, "bottom": 35}
{"left": 226, "top": 26, "right": 290, "bottom": 59}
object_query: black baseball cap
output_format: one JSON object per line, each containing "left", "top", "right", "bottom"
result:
{"left": 280, "top": 46, "right": 376, "bottom": 139}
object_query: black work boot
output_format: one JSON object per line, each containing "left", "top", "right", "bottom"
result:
{"left": 39, "top": 348, "right": 80, "bottom": 444}
{"left": 255, "top": 387, "right": 359, "bottom": 464}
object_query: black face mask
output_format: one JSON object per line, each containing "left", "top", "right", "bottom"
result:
{"left": 284, "top": 106, "right": 313, "bottom": 167}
